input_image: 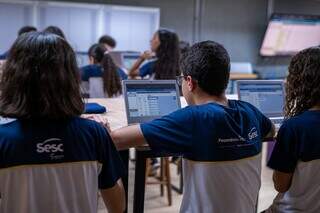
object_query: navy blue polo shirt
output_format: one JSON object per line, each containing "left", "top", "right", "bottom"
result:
{"left": 0, "top": 117, "right": 124, "bottom": 212}
{"left": 81, "top": 64, "right": 127, "bottom": 81}
{"left": 140, "top": 99, "right": 272, "bottom": 212}
{"left": 266, "top": 110, "right": 320, "bottom": 213}
{"left": 141, "top": 100, "right": 272, "bottom": 161}
{"left": 139, "top": 60, "right": 156, "bottom": 78}
{"left": 268, "top": 110, "right": 320, "bottom": 172}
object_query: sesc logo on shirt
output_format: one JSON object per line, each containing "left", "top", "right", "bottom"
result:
{"left": 248, "top": 127, "right": 258, "bottom": 140}
{"left": 36, "top": 138, "right": 64, "bottom": 160}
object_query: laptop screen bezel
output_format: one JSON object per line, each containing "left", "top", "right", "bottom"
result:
{"left": 123, "top": 80, "right": 181, "bottom": 124}
{"left": 236, "top": 80, "right": 285, "bottom": 117}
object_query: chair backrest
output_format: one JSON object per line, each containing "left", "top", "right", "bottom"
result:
{"left": 89, "top": 77, "right": 105, "bottom": 98}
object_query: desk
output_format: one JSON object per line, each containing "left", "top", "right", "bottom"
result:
{"left": 87, "top": 95, "right": 238, "bottom": 213}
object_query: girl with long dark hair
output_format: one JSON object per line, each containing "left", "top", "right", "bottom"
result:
{"left": 0, "top": 32, "right": 125, "bottom": 213}
{"left": 128, "top": 29, "right": 180, "bottom": 79}
{"left": 81, "top": 43, "right": 126, "bottom": 98}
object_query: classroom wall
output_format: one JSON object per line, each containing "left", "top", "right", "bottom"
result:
{"left": 273, "top": 0, "right": 320, "bottom": 15}
{"left": 10, "top": 0, "right": 320, "bottom": 64}
{"left": 200, "top": 0, "right": 268, "bottom": 63}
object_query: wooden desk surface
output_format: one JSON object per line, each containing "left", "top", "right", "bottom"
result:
{"left": 230, "top": 73, "right": 258, "bottom": 80}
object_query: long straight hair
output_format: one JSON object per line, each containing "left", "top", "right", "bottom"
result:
{"left": 154, "top": 29, "right": 181, "bottom": 79}
{"left": 88, "top": 44, "right": 122, "bottom": 97}
{"left": 0, "top": 32, "right": 84, "bottom": 119}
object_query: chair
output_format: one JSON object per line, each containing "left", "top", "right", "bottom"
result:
{"left": 145, "top": 157, "right": 172, "bottom": 206}
{"left": 89, "top": 77, "right": 105, "bottom": 98}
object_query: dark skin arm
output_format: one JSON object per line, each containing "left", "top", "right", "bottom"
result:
{"left": 272, "top": 170, "right": 293, "bottom": 193}
{"left": 128, "top": 51, "right": 154, "bottom": 78}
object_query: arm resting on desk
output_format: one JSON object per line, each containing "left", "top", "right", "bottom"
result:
{"left": 111, "top": 124, "right": 147, "bottom": 150}
{"left": 100, "top": 179, "right": 126, "bottom": 213}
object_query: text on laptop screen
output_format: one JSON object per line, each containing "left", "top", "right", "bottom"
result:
{"left": 239, "top": 83, "right": 284, "bottom": 116}
{"left": 127, "top": 84, "right": 178, "bottom": 118}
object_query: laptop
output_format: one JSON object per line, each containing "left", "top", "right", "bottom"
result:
{"left": 123, "top": 80, "right": 181, "bottom": 124}
{"left": 121, "top": 52, "right": 141, "bottom": 70}
{"left": 237, "top": 80, "right": 285, "bottom": 128}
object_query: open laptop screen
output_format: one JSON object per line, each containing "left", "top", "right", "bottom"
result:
{"left": 237, "top": 81, "right": 285, "bottom": 117}
{"left": 123, "top": 80, "right": 181, "bottom": 124}
{"left": 122, "top": 54, "right": 140, "bottom": 70}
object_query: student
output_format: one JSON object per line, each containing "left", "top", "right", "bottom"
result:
{"left": 111, "top": 41, "right": 275, "bottom": 213}
{"left": 99, "top": 35, "right": 117, "bottom": 51}
{"left": 81, "top": 43, "right": 126, "bottom": 98}
{"left": 128, "top": 29, "right": 180, "bottom": 80}
{"left": 43, "top": 26, "right": 66, "bottom": 39}
{"left": 0, "top": 32, "right": 125, "bottom": 213}
{"left": 0, "top": 26, "right": 37, "bottom": 59}
{"left": 264, "top": 47, "right": 320, "bottom": 213}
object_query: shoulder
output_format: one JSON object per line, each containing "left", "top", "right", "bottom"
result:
{"left": 0, "top": 118, "right": 20, "bottom": 140}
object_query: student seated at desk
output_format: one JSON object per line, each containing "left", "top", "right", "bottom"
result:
{"left": 81, "top": 44, "right": 126, "bottom": 98}
{"left": 0, "top": 32, "right": 125, "bottom": 213}
{"left": 112, "top": 41, "right": 275, "bottom": 213}
{"left": 263, "top": 47, "right": 320, "bottom": 213}
{"left": 128, "top": 29, "right": 180, "bottom": 80}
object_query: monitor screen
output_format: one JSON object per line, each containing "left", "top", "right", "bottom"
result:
{"left": 260, "top": 14, "right": 320, "bottom": 56}
{"left": 124, "top": 82, "right": 180, "bottom": 123}
{"left": 238, "top": 82, "right": 284, "bottom": 117}
{"left": 122, "top": 54, "right": 140, "bottom": 70}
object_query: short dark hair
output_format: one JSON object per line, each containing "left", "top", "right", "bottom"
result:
{"left": 180, "top": 41, "right": 230, "bottom": 96}
{"left": 98, "top": 35, "right": 116, "bottom": 48}
{"left": 18, "top": 26, "right": 37, "bottom": 36}
{"left": 0, "top": 32, "right": 84, "bottom": 119}
{"left": 43, "top": 26, "right": 66, "bottom": 39}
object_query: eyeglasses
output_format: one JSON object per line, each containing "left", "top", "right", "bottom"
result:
{"left": 176, "top": 76, "right": 186, "bottom": 86}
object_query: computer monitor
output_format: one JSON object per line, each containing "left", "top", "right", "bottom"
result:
{"left": 260, "top": 14, "right": 320, "bottom": 56}
{"left": 122, "top": 53, "right": 140, "bottom": 70}
{"left": 237, "top": 80, "right": 285, "bottom": 118}
{"left": 123, "top": 80, "right": 181, "bottom": 124}
{"left": 76, "top": 51, "right": 90, "bottom": 67}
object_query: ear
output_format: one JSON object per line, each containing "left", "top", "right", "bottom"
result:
{"left": 89, "top": 56, "right": 95, "bottom": 64}
{"left": 186, "top": 76, "right": 196, "bottom": 92}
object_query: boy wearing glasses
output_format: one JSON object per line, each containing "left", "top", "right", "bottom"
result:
{"left": 112, "top": 41, "right": 274, "bottom": 213}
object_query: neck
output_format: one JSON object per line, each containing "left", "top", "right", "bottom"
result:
{"left": 193, "top": 91, "right": 228, "bottom": 106}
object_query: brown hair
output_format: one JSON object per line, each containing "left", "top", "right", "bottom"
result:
{"left": 285, "top": 47, "right": 320, "bottom": 117}
{"left": 0, "top": 32, "right": 84, "bottom": 119}
{"left": 88, "top": 44, "right": 122, "bottom": 97}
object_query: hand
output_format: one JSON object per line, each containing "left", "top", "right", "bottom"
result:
{"left": 140, "top": 50, "right": 154, "bottom": 60}
{"left": 82, "top": 114, "right": 111, "bottom": 134}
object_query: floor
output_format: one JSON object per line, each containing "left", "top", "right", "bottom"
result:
{"left": 98, "top": 143, "right": 278, "bottom": 213}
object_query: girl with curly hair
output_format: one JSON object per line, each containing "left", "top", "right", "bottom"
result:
{"left": 264, "top": 47, "right": 320, "bottom": 213}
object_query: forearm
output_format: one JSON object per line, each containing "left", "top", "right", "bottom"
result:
{"left": 101, "top": 180, "right": 126, "bottom": 213}
{"left": 128, "top": 57, "right": 145, "bottom": 77}
{"left": 111, "top": 125, "right": 147, "bottom": 150}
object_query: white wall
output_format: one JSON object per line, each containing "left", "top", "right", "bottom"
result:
{"left": 0, "top": 0, "right": 160, "bottom": 53}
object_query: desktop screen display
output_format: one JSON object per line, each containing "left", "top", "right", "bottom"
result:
{"left": 125, "top": 83, "right": 180, "bottom": 123}
{"left": 123, "top": 54, "right": 140, "bottom": 70}
{"left": 238, "top": 82, "right": 284, "bottom": 117}
{"left": 260, "top": 14, "right": 320, "bottom": 56}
